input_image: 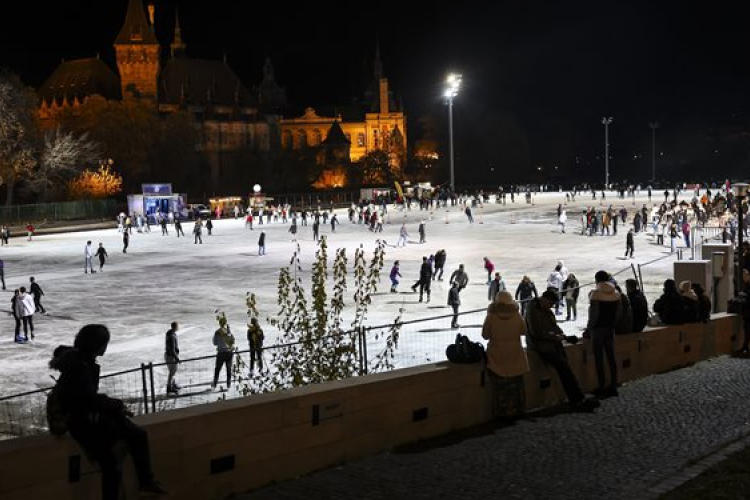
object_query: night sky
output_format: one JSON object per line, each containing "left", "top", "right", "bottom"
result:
{"left": 2, "top": 0, "right": 749, "bottom": 183}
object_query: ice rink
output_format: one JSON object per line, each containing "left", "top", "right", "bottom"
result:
{"left": 0, "top": 190, "right": 687, "bottom": 397}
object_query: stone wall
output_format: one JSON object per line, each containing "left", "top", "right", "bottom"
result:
{"left": 0, "top": 314, "right": 739, "bottom": 500}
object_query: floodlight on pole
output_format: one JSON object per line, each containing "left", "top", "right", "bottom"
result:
{"left": 601, "top": 117, "right": 613, "bottom": 187}
{"left": 445, "top": 73, "right": 462, "bottom": 193}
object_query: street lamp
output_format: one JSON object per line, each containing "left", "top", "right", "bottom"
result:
{"left": 445, "top": 73, "right": 462, "bottom": 193}
{"left": 649, "top": 122, "right": 659, "bottom": 182}
{"left": 733, "top": 182, "right": 749, "bottom": 294}
{"left": 601, "top": 117, "right": 613, "bottom": 187}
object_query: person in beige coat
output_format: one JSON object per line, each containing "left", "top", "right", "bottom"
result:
{"left": 481, "top": 291, "right": 529, "bottom": 418}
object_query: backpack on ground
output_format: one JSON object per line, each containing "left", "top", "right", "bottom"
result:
{"left": 446, "top": 333, "right": 485, "bottom": 363}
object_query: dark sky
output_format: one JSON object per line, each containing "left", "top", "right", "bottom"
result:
{"left": 3, "top": 0, "right": 750, "bottom": 183}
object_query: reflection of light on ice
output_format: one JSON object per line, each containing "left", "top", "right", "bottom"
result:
{"left": 0, "top": 191, "right": 676, "bottom": 399}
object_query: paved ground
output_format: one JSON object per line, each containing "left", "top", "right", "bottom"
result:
{"left": 238, "top": 356, "right": 750, "bottom": 500}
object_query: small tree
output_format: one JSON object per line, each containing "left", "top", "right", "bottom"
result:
{"left": 68, "top": 164, "right": 123, "bottom": 199}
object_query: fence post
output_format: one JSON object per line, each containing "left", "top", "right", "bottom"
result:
{"left": 148, "top": 362, "right": 156, "bottom": 413}
{"left": 140, "top": 363, "right": 150, "bottom": 414}
{"left": 360, "top": 327, "right": 369, "bottom": 375}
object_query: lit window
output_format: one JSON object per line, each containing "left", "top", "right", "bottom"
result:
{"left": 357, "top": 133, "right": 365, "bottom": 147}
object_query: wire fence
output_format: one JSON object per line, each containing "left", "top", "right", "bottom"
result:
{"left": 0, "top": 239, "right": 705, "bottom": 440}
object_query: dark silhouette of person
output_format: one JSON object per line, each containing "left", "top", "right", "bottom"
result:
{"left": 49, "top": 325, "right": 166, "bottom": 499}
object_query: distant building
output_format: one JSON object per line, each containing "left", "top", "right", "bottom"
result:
{"left": 279, "top": 44, "right": 407, "bottom": 174}
{"left": 35, "top": 0, "right": 405, "bottom": 191}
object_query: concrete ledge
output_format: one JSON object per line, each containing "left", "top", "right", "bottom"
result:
{"left": 0, "top": 314, "right": 740, "bottom": 500}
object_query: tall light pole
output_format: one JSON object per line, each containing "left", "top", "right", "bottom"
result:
{"left": 602, "top": 117, "right": 613, "bottom": 187}
{"left": 649, "top": 122, "right": 659, "bottom": 182}
{"left": 733, "top": 183, "right": 749, "bottom": 295}
{"left": 445, "top": 73, "right": 461, "bottom": 193}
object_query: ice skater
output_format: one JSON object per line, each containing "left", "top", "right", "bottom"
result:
{"left": 95, "top": 242, "right": 108, "bottom": 271}
{"left": 15, "top": 287, "right": 35, "bottom": 340}
{"left": 331, "top": 214, "right": 338, "bottom": 232}
{"left": 449, "top": 264, "right": 469, "bottom": 291}
{"left": 390, "top": 261, "right": 402, "bottom": 293}
{"left": 247, "top": 317, "right": 264, "bottom": 371}
{"left": 625, "top": 228, "right": 634, "bottom": 259}
{"left": 84, "top": 240, "right": 96, "bottom": 273}
{"left": 175, "top": 218, "right": 185, "bottom": 237}
{"left": 397, "top": 224, "right": 408, "bottom": 247}
{"left": 193, "top": 220, "right": 203, "bottom": 244}
{"left": 122, "top": 230, "right": 130, "bottom": 253}
{"left": 418, "top": 220, "right": 426, "bottom": 244}
{"left": 0, "top": 258, "right": 5, "bottom": 290}
{"left": 433, "top": 249, "right": 446, "bottom": 280}
{"left": 206, "top": 218, "right": 213, "bottom": 236}
{"left": 160, "top": 217, "right": 168, "bottom": 236}
{"left": 165, "top": 322, "right": 180, "bottom": 395}
{"left": 448, "top": 281, "right": 461, "bottom": 328}
{"left": 29, "top": 277, "right": 45, "bottom": 314}
{"left": 212, "top": 321, "right": 235, "bottom": 390}
{"left": 312, "top": 220, "right": 320, "bottom": 242}
{"left": 258, "top": 231, "right": 266, "bottom": 256}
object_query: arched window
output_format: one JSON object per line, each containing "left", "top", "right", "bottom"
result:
{"left": 282, "top": 130, "right": 292, "bottom": 149}
{"left": 357, "top": 133, "right": 365, "bottom": 147}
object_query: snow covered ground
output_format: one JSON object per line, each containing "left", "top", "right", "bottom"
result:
{"left": 0, "top": 190, "right": 691, "bottom": 400}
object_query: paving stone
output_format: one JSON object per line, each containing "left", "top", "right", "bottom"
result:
{"left": 236, "top": 356, "right": 750, "bottom": 500}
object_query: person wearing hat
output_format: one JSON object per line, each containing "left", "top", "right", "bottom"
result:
{"left": 482, "top": 291, "right": 529, "bottom": 419}
{"left": 584, "top": 270, "right": 622, "bottom": 398}
{"left": 526, "top": 289, "right": 599, "bottom": 410}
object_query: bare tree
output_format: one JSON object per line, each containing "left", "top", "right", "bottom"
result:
{"left": 0, "top": 72, "right": 39, "bottom": 205}
{"left": 33, "top": 128, "right": 100, "bottom": 199}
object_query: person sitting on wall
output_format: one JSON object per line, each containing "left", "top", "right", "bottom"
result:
{"left": 691, "top": 283, "right": 712, "bottom": 323}
{"left": 653, "top": 279, "right": 686, "bottom": 325}
{"left": 525, "top": 290, "right": 599, "bottom": 411}
{"left": 625, "top": 279, "right": 649, "bottom": 332}
{"left": 678, "top": 280, "right": 700, "bottom": 323}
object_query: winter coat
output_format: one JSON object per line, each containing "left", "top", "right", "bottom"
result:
{"left": 546, "top": 270, "right": 563, "bottom": 292}
{"left": 484, "top": 260, "right": 495, "bottom": 273}
{"left": 614, "top": 293, "right": 633, "bottom": 334}
{"left": 213, "top": 327, "right": 235, "bottom": 352}
{"left": 482, "top": 302, "right": 529, "bottom": 377}
{"left": 681, "top": 296, "right": 699, "bottom": 323}
{"left": 515, "top": 281, "right": 538, "bottom": 301}
{"left": 450, "top": 269, "right": 469, "bottom": 288}
{"left": 48, "top": 346, "right": 130, "bottom": 451}
{"left": 488, "top": 278, "right": 507, "bottom": 301}
{"left": 85, "top": 245, "right": 93, "bottom": 259}
{"left": 258, "top": 233, "right": 266, "bottom": 246}
{"left": 30, "top": 282, "right": 43, "bottom": 299}
{"left": 165, "top": 329, "right": 180, "bottom": 360}
{"left": 556, "top": 261, "right": 569, "bottom": 281}
{"left": 247, "top": 323, "right": 264, "bottom": 347}
{"left": 628, "top": 291, "right": 649, "bottom": 332}
{"left": 400, "top": 226, "right": 408, "bottom": 238}
{"left": 654, "top": 289, "right": 686, "bottom": 325}
{"left": 696, "top": 294, "right": 712, "bottom": 322}
{"left": 626, "top": 231, "right": 634, "bottom": 246}
{"left": 419, "top": 262, "right": 432, "bottom": 283}
{"left": 389, "top": 265, "right": 401, "bottom": 280}
{"left": 448, "top": 287, "right": 461, "bottom": 306}
{"left": 562, "top": 276, "right": 580, "bottom": 300}
{"left": 15, "top": 293, "right": 35, "bottom": 317}
{"left": 587, "top": 281, "right": 621, "bottom": 329}
{"left": 434, "top": 251, "right": 446, "bottom": 268}
{"left": 524, "top": 298, "right": 564, "bottom": 353}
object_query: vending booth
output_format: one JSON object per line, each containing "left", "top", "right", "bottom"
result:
{"left": 127, "top": 184, "right": 188, "bottom": 223}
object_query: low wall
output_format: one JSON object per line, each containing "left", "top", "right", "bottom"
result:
{"left": 0, "top": 314, "right": 740, "bottom": 500}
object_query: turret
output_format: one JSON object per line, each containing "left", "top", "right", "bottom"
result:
{"left": 114, "top": 0, "right": 160, "bottom": 101}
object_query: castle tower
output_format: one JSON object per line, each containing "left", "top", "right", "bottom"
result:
{"left": 114, "top": 0, "right": 160, "bottom": 101}
{"left": 171, "top": 8, "right": 186, "bottom": 58}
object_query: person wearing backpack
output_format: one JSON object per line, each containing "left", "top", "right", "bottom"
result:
{"left": 482, "top": 291, "right": 529, "bottom": 419}
{"left": 48, "top": 324, "right": 167, "bottom": 499}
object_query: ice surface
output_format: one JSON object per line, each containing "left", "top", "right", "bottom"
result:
{"left": 0, "top": 191, "right": 689, "bottom": 397}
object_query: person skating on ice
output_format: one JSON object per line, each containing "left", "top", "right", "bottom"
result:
{"left": 95, "top": 242, "right": 108, "bottom": 271}
{"left": 29, "top": 277, "right": 46, "bottom": 314}
{"left": 84, "top": 240, "right": 96, "bottom": 273}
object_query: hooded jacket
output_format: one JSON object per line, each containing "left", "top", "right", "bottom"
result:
{"left": 587, "top": 281, "right": 622, "bottom": 329}
{"left": 525, "top": 298, "right": 564, "bottom": 353}
{"left": 654, "top": 280, "right": 685, "bottom": 324}
{"left": 628, "top": 290, "right": 649, "bottom": 332}
{"left": 482, "top": 301, "right": 529, "bottom": 377}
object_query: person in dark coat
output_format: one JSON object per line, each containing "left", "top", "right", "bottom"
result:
{"left": 678, "top": 280, "right": 700, "bottom": 323}
{"left": 95, "top": 243, "right": 108, "bottom": 272}
{"left": 691, "top": 283, "right": 712, "bottom": 323}
{"left": 448, "top": 281, "right": 461, "bottom": 328}
{"left": 164, "top": 322, "right": 180, "bottom": 394}
{"left": 412, "top": 256, "right": 433, "bottom": 302}
{"left": 433, "top": 249, "right": 447, "bottom": 280}
{"left": 562, "top": 273, "right": 580, "bottom": 320}
{"left": 205, "top": 218, "right": 213, "bottom": 236}
{"left": 49, "top": 325, "right": 166, "bottom": 499}
{"left": 122, "top": 230, "right": 129, "bottom": 253}
{"left": 653, "top": 279, "right": 686, "bottom": 324}
{"left": 625, "top": 228, "right": 635, "bottom": 258}
{"left": 515, "top": 275, "right": 539, "bottom": 317}
{"left": 626, "top": 279, "right": 649, "bottom": 332}
{"left": 258, "top": 231, "right": 266, "bottom": 256}
{"left": 29, "top": 276, "right": 46, "bottom": 314}
{"left": 11, "top": 289, "right": 21, "bottom": 342}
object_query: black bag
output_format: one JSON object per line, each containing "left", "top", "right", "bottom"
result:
{"left": 446, "top": 334, "right": 485, "bottom": 363}
{"left": 46, "top": 384, "right": 69, "bottom": 436}
{"left": 728, "top": 293, "right": 746, "bottom": 315}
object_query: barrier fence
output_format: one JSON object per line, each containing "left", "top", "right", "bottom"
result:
{"left": 0, "top": 199, "right": 118, "bottom": 225}
{"left": 0, "top": 240, "right": 705, "bottom": 440}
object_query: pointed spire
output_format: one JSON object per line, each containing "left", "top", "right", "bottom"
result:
{"left": 115, "top": 0, "right": 159, "bottom": 45}
{"left": 171, "top": 7, "right": 186, "bottom": 57}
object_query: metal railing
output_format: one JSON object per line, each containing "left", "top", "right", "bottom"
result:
{"left": 0, "top": 251, "right": 686, "bottom": 440}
